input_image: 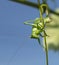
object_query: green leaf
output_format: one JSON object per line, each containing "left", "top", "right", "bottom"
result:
{"left": 44, "top": 8, "right": 59, "bottom": 51}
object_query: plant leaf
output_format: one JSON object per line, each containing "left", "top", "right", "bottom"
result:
{"left": 44, "top": 8, "right": 59, "bottom": 51}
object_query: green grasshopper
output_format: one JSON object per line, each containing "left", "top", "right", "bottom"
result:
{"left": 24, "top": 16, "right": 51, "bottom": 46}
{"left": 24, "top": 16, "right": 51, "bottom": 38}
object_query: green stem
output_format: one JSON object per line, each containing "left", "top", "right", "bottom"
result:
{"left": 38, "top": 0, "right": 48, "bottom": 65}
{"left": 44, "top": 32, "right": 48, "bottom": 65}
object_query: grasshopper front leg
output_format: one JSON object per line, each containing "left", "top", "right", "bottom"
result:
{"left": 38, "top": 38, "right": 44, "bottom": 48}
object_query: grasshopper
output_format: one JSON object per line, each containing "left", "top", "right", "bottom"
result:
{"left": 24, "top": 16, "right": 51, "bottom": 39}
{"left": 24, "top": 16, "right": 51, "bottom": 46}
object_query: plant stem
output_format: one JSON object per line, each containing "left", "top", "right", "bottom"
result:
{"left": 38, "top": 0, "right": 48, "bottom": 65}
{"left": 44, "top": 32, "right": 48, "bottom": 65}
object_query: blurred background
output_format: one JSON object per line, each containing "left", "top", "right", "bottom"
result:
{"left": 0, "top": 0, "right": 59, "bottom": 65}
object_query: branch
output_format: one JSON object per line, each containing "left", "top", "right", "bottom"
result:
{"left": 50, "top": 9, "right": 59, "bottom": 16}
{"left": 9, "top": 0, "right": 59, "bottom": 16}
{"left": 9, "top": 0, "right": 38, "bottom": 8}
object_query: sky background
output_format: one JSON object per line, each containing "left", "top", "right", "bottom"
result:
{"left": 0, "top": 0, "right": 59, "bottom": 65}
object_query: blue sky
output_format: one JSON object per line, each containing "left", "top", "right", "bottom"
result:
{"left": 0, "top": 0, "right": 59, "bottom": 65}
